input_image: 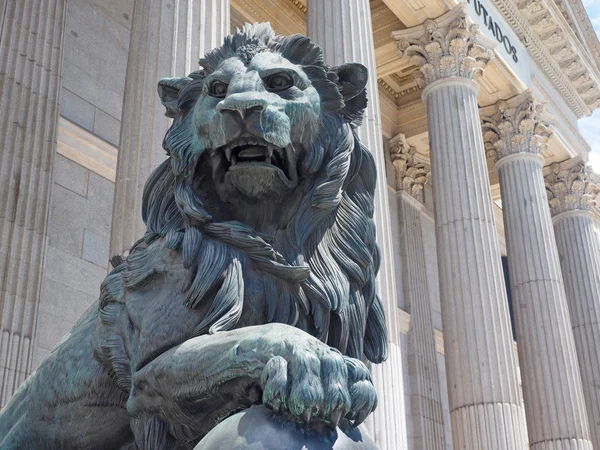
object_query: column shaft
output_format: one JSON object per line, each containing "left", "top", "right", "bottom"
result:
{"left": 110, "top": 0, "right": 230, "bottom": 257}
{"left": 399, "top": 194, "right": 446, "bottom": 450}
{"left": 554, "top": 212, "right": 600, "bottom": 448}
{"left": 497, "top": 155, "right": 591, "bottom": 449}
{"left": 0, "top": 0, "right": 66, "bottom": 406}
{"left": 426, "top": 80, "right": 527, "bottom": 449}
{"left": 307, "top": 2, "right": 407, "bottom": 448}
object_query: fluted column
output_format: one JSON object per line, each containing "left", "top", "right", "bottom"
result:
{"left": 0, "top": 0, "right": 67, "bottom": 406}
{"left": 390, "top": 135, "right": 445, "bottom": 450}
{"left": 307, "top": 3, "right": 408, "bottom": 448}
{"left": 394, "top": 6, "right": 528, "bottom": 449}
{"left": 545, "top": 161, "right": 600, "bottom": 449}
{"left": 110, "top": 0, "right": 230, "bottom": 257}
{"left": 481, "top": 92, "right": 591, "bottom": 449}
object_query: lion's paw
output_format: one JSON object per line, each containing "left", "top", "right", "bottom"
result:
{"left": 260, "top": 349, "right": 376, "bottom": 428}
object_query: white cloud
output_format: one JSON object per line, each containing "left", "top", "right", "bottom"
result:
{"left": 579, "top": 111, "right": 600, "bottom": 172}
{"left": 590, "top": 152, "right": 600, "bottom": 172}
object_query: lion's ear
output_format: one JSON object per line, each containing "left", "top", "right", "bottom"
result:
{"left": 157, "top": 77, "right": 193, "bottom": 118}
{"left": 332, "top": 63, "right": 368, "bottom": 99}
{"left": 332, "top": 63, "right": 369, "bottom": 128}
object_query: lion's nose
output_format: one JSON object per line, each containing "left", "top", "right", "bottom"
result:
{"left": 217, "top": 98, "right": 266, "bottom": 120}
{"left": 219, "top": 104, "right": 263, "bottom": 121}
{"left": 217, "top": 98, "right": 267, "bottom": 139}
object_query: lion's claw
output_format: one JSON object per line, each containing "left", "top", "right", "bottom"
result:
{"left": 261, "top": 356, "right": 288, "bottom": 414}
{"left": 329, "top": 409, "right": 343, "bottom": 428}
{"left": 344, "top": 357, "right": 377, "bottom": 427}
{"left": 258, "top": 332, "right": 377, "bottom": 429}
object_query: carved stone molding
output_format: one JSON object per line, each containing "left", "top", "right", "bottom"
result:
{"left": 480, "top": 91, "right": 553, "bottom": 161}
{"left": 392, "top": 4, "right": 495, "bottom": 87}
{"left": 517, "top": 0, "right": 600, "bottom": 112}
{"left": 489, "top": 0, "right": 600, "bottom": 117}
{"left": 545, "top": 160, "right": 599, "bottom": 216}
{"left": 389, "top": 134, "right": 430, "bottom": 203}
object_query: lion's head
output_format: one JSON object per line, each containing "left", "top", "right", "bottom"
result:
{"left": 127, "top": 23, "right": 387, "bottom": 364}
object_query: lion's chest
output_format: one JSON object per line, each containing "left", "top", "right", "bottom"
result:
{"left": 124, "top": 255, "right": 273, "bottom": 370}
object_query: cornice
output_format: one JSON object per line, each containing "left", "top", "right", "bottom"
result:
{"left": 562, "top": 0, "right": 600, "bottom": 68}
{"left": 288, "top": 0, "right": 306, "bottom": 14}
{"left": 523, "top": 0, "right": 600, "bottom": 100}
{"left": 379, "top": 78, "right": 400, "bottom": 99}
{"left": 490, "top": 0, "right": 599, "bottom": 116}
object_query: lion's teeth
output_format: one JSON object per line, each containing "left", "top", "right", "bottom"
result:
{"left": 224, "top": 147, "right": 232, "bottom": 162}
{"left": 267, "top": 144, "right": 274, "bottom": 157}
{"left": 231, "top": 155, "right": 238, "bottom": 165}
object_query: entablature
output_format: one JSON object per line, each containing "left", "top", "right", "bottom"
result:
{"left": 517, "top": 0, "right": 600, "bottom": 115}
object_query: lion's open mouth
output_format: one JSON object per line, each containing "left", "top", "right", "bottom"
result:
{"left": 219, "top": 136, "right": 298, "bottom": 188}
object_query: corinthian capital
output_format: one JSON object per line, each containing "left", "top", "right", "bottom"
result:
{"left": 392, "top": 4, "right": 495, "bottom": 87}
{"left": 545, "top": 160, "right": 599, "bottom": 216}
{"left": 389, "top": 134, "right": 430, "bottom": 204}
{"left": 480, "top": 91, "right": 553, "bottom": 161}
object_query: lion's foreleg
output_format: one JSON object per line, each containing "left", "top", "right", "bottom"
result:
{"left": 126, "top": 324, "right": 278, "bottom": 446}
{"left": 127, "top": 323, "right": 377, "bottom": 447}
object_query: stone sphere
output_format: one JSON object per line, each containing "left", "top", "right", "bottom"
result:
{"left": 194, "top": 405, "right": 378, "bottom": 450}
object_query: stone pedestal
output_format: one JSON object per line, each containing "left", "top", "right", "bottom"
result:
{"left": 307, "top": 2, "right": 408, "bottom": 448}
{"left": 481, "top": 93, "right": 591, "bottom": 449}
{"left": 0, "top": 0, "right": 67, "bottom": 406}
{"left": 546, "top": 161, "right": 600, "bottom": 449}
{"left": 394, "top": 6, "right": 528, "bottom": 449}
{"left": 110, "top": 0, "right": 230, "bottom": 257}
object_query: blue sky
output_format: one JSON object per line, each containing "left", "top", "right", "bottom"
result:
{"left": 579, "top": 0, "right": 600, "bottom": 170}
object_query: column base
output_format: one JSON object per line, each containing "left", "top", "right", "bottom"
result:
{"left": 530, "top": 439, "right": 593, "bottom": 450}
{"left": 451, "top": 402, "right": 528, "bottom": 449}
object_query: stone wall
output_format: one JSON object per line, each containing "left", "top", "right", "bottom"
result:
{"left": 30, "top": 0, "right": 130, "bottom": 371}
{"left": 32, "top": 155, "right": 115, "bottom": 370}
{"left": 60, "top": 0, "right": 134, "bottom": 146}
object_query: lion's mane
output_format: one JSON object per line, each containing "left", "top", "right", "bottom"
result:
{"left": 119, "top": 23, "right": 387, "bottom": 364}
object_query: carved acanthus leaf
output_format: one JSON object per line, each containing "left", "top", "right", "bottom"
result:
{"left": 480, "top": 91, "right": 552, "bottom": 161}
{"left": 389, "top": 134, "right": 430, "bottom": 204}
{"left": 545, "top": 160, "right": 599, "bottom": 216}
{"left": 392, "top": 5, "right": 495, "bottom": 86}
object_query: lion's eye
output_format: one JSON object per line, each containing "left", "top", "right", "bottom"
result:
{"left": 264, "top": 73, "right": 294, "bottom": 92}
{"left": 209, "top": 81, "right": 228, "bottom": 98}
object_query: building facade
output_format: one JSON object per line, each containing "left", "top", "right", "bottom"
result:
{"left": 1, "top": 0, "right": 600, "bottom": 449}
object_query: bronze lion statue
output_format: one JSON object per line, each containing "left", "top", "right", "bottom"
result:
{"left": 0, "top": 23, "right": 387, "bottom": 449}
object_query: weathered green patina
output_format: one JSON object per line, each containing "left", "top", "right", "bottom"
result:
{"left": 0, "top": 23, "right": 387, "bottom": 449}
